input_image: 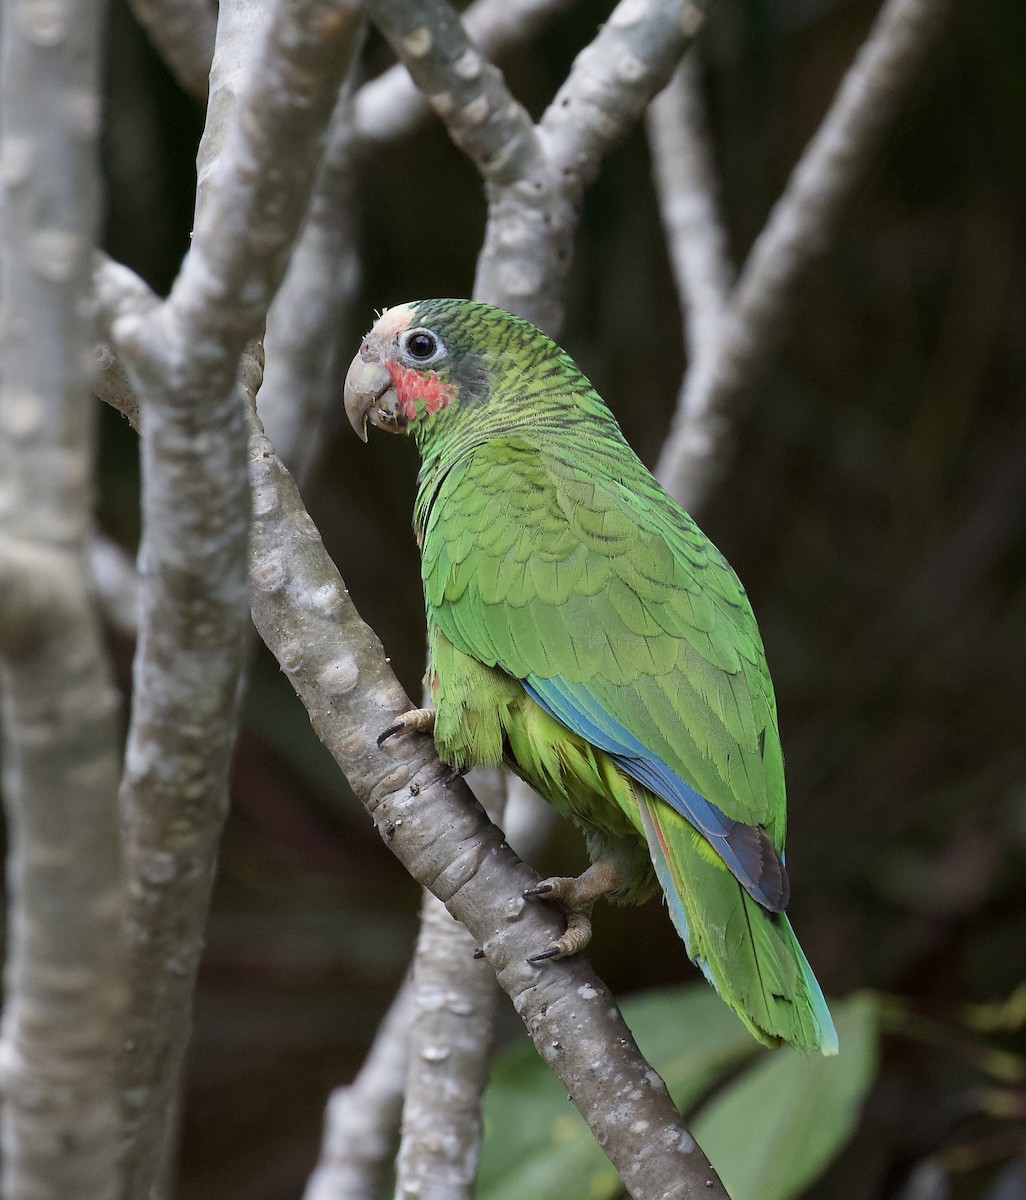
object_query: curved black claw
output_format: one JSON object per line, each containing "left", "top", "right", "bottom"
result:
{"left": 377, "top": 707, "right": 436, "bottom": 746}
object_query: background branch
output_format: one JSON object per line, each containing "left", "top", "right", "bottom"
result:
{"left": 126, "top": 0, "right": 216, "bottom": 101}
{"left": 354, "top": 0, "right": 573, "bottom": 147}
{"left": 394, "top": 890, "right": 499, "bottom": 1200}
{"left": 303, "top": 980, "right": 414, "bottom": 1200}
{"left": 656, "top": 0, "right": 955, "bottom": 512}
{"left": 259, "top": 73, "right": 363, "bottom": 482}
{"left": 647, "top": 53, "right": 733, "bottom": 367}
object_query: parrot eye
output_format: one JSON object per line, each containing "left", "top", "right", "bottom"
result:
{"left": 401, "top": 328, "right": 444, "bottom": 365}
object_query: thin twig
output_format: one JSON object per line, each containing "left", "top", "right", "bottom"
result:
{"left": 647, "top": 53, "right": 734, "bottom": 366}
{"left": 89, "top": 532, "right": 142, "bottom": 637}
{"left": 259, "top": 73, "right": 363, "bottom": 481}
{"left": 656, "top": 0, "right": 954, "bottom": 512}
{"left": 0, "top": 0, "right": 124, "bottom": 1194}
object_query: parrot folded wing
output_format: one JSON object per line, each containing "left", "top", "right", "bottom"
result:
{"left": 422, "top": 439, "right": 790, "bottom": 906}
{"left": 522, "top": 676, "right": 788, "bottom": 910}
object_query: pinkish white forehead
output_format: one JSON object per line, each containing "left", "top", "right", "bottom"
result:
{"left": 372, "top": 304, "right": 414, "bottom": 341}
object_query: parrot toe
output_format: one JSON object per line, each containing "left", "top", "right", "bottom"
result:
{"left": 524, "top": 861, "right": 620, "bottom": 961}
{"left": 377, "top": 706, "right": 436, "bottom": 745}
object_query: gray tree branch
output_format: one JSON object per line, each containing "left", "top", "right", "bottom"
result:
{"left": 393, "top": 765, "right": 508, "bottom": 1200}
{"left": 647, "top": 53, "right": 733, "bottom": 367}
{"left": 245, "top": 410, "right": 728, "bottom": 1199}
{"left": 0, "top": 0, "right": 124, "bottom": 1195}
{"left": 303, "top": 980, "right": 415, "bottom": 1200}
{"left": 259, "top": 74, "right": 363, "bottom": 481}
{"left": 354, "top": 0, "right": 575, "bottom": 147}
{"left": 126, "top": 0, "right": 216, "bottom": 101}
{"left": 98, "top": 1, "right": 364, "bottom": 1194}
{"left": 394, "top": 889, "right": 499, "bottom": 1200}
{"left": 89, "top": 531, "right": 142, "bottom": 637}
{"left": 656, "top": 0, "right": 954, "bottom": 512}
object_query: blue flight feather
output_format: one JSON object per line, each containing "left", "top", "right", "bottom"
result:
{"left": 523, "top": 675, "right": 782, "bottom": 909}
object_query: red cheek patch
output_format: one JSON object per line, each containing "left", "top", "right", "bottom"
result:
{"left": 386, "top": 360, "right": 454, "bottom": 421}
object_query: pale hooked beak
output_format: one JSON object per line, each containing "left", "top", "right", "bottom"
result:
{"left": 343, "top": 355, "right": 397, "bottom": 442}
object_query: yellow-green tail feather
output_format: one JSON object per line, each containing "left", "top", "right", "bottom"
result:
{"left": 638, "top": 796, "right": 837, "bottom": 1054}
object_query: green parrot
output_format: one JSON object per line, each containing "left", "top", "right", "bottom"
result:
{"left": 344, "top": 298, "right": 837, "bottom": 1054}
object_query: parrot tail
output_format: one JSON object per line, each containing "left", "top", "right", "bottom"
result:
{"left": 638, "top": 794, "right": 838, "bottom": 1055}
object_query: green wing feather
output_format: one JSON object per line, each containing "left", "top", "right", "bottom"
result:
{"left": 420, "top": 436, "right": 785, "bottom": 842}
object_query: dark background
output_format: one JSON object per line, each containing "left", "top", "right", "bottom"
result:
{"left": 86, "top": 0, "right": 1026, "bottom": 1195}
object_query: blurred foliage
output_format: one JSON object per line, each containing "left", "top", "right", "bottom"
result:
{"left": 0, "top": 0, "right": 1019, "bottom": 1195}
{"left": 477, "top": 986, "right": 878, "bottom": 1200}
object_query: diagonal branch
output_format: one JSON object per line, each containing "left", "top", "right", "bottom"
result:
{"left": 656, "top": 0, "right": 955, "bottom": 512}
{"left": 126, "top": 0, "right": 216, "bottom": 101}
{"left": 354, "top": 0, "right": 575, "bottom": 148}
{"left": 366, "top": 0, "right": 541, "bottom": 184}
{"left": 541, "top": 0, "right": 707, "bottom": 188}
{"left": 245, "top": 410, "right": 728, "bottom": 1200}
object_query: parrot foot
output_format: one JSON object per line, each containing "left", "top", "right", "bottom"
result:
{"left": 524, "top": 861, "right": 620, "bottom": 962}
{"left": 377, "top": 707, "right": 436, "bottom": 745}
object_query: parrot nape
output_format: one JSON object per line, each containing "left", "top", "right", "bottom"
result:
{"left": 344, "top": 298, "right": 837, "bottom": 1054}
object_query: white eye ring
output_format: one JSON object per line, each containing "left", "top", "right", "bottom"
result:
{"left": 400, "top": 327, "right": 445, "bottom": 366}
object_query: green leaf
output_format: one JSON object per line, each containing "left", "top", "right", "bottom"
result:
{"left": 477, "top": 984, "right": 760, "bottom": 1200}
{"left": 692, "top": 992, "right": 879, "bottom": 1200}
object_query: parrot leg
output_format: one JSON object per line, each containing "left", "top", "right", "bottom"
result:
{"left": 524, "top": 861, "right": 620, "bottom": 961}
{"left": 377, "top": 707, "right": 436, "bottom": 745}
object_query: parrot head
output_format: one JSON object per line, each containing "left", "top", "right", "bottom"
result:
{"left": 343, "top": 299, "right": 585, "bottom": 445}
{"left": 344, "top": 302, "right": 452, "bottom": 442}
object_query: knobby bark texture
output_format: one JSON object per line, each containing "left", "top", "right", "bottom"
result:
{"left": 369, "top": 0, "right": 706, "bottom": 334}
{"left": 653, "top": 0, "right": 954, "bottom": 514}
{"left": 0, "top": 0, "right": 124, "bottom": 1197}
{"left": 98, "top": 0, "right": 364, "bottom": 1194}
{"left": 245, "top": 412, "right": 728, "bottom": 1200}
{"left": 394, "top": 890, "right": 499, "bottom": 1200}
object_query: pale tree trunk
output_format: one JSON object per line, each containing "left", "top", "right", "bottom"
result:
{"left": 0, "top": 0, "right": 124, "bottom": 1197}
